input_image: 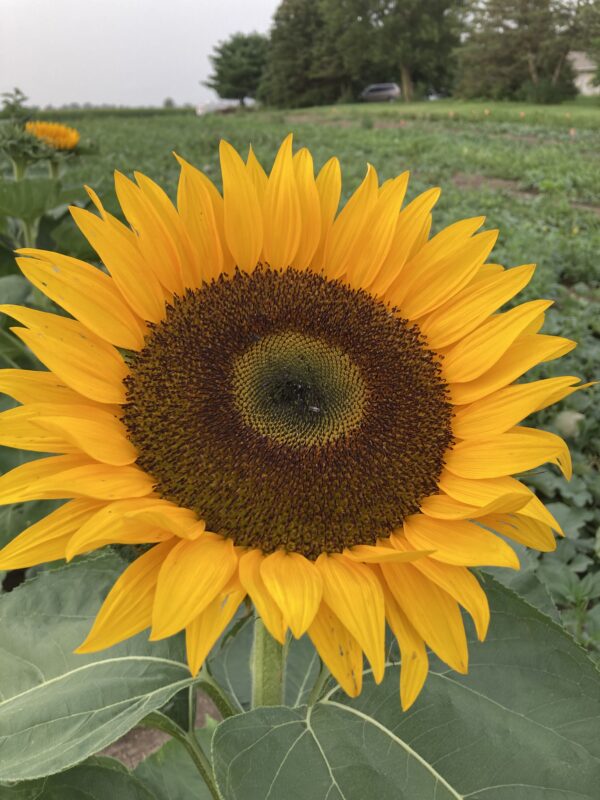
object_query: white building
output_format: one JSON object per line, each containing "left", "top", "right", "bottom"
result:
{"left": 568, "top": 51, "right": 600, "bottom": 97}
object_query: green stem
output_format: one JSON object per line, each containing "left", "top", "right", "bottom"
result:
{"left": 251, "top": 616, "right": 284, "bottom": 707}
{"left": 197, "top": 670, "right": 238, "bottom": 718}
{"left": 180, "top": 731, "right": 221, "bottom": 800}
{"left": 307, "top": 663, "right": 331, "bottom": 706}
{"left": 141, "top": 711, "right": 221, "bottom": 799}
{"left": 11, "top": 158, "right": 26, "bottom": 181}
{"left": 48, "top": 160, "right": 61, "bottom": 179}
{"left": 20, "top": 217, "right": 39, "bottom": 248}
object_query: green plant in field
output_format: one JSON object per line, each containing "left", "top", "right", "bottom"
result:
{"left": 0, "top": 90, "right": 93, "bottom": 252}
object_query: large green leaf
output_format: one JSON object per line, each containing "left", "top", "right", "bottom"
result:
{"left": 0, "top": 757, "right": 157, "bottom": 799}
{"left": 0, "top": 180, "right": 86, "bottom": 223}
{"left": 0, "top": 553, "right": 194, "bottom": 782}
{"left": 212, "top": 578, "right": 600, "bottom": 799}
{"left": 0, "top": 180, "right": 60, "bottom": 223}
{"left": 0, "top": 275, "right": 31, "bottom": 305}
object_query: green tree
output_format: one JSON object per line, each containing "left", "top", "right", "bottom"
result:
{"left": 261, "top": 0, "right": 461, "bottom": 107}
{"left": 204, "top": 32, "right": 270, "bottom": 105}
{"left": 456, "top": 0, "right": 586, "bottom": 102}
{"left": 259, "top": 0, "right": 339, "bottom": 107}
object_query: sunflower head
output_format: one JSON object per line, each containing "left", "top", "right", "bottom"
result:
{"left": 0, "top": 133, "right": 584, "bottom": 709}
{"left": 25, "top": 120, "right": 80, "bottom": 151}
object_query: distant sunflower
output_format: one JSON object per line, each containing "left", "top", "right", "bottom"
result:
{"left": 0, "top": 135, "right": 585, "bottom": 708}
{"left": 25, "top": 120, "right": 80, "bottom": 151}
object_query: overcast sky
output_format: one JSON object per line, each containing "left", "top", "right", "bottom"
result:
{"left": 1, "top": 0, "right": 280, "bottom": 107}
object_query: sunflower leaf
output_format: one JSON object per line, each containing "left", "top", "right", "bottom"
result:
{"left": 212, "top": 577, "right": 600, "bottom": 800}
{"left": 0, "top": 756, "right": 158, "bottom": 799}
{"left": 0, "top": 552, "right": 193, "bottom": 783}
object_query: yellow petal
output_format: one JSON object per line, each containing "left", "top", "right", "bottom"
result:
{"left": 343, "top": 543, "right": 431, "bottom": 563}
{"left": 381, "top": 561, "right": 468, "bottom": 673}
{"left": 449, "top": 334, "right": 576, "bottom": 405}
{"left": 402, "top": 514, "right": 519, "bottom": 568}
{"left": 36, "top": 404, "right": 137, "bottom": 466}
{"left": 388, "top": 222, "right": 494, "bottom": 316}
{"left": 415, "top": 216, "right": 487, "bottom": 264}
{"left": 151, "top": 533, "right": 237, "bottom": 639}
{"left": 220, "top": 140, "right": 263, "bottom": 271}
{"left": 114, "top": 171, "right": 186, "bottom": 295}
{"left": 0, "top": 498, "right": 103, "bottom": 569}
{"left": 316, "top": 553, "right": 385, "bottom": 683}
{"left": 76, "top": 539, "right": 177, "bottom": 653}
{"left": 445, "top": 426, "right": 572, "bottom": 480}
{"left": 443, "top": 300, "right": 553, "bottom": 383}
{"left": 186, "top": 581, "right": 246, "bottom": 675}
{"left": 65, "top": 499, "right": 172, "bottom": 559}
{"left": 346, "top": 172, "right": 409, "bottom": 289}
{"left": 311, "top": 157, "right": 341, "bottom": 270}
{"left": 437, "top": 472, "right": 532, "bottom": 507}
{"left": 516, "top": 492, "right": 564, "bottom": 534}
{"left": 176, "top": 159, "right": 224, "bottom": 284}
{"left": 262, "top": 134, "right": 301, "bottom": 268}
{"left": 292, "top": 147, "right": 321, "bottom": 268}
{"left": 133, "top": 170, "right": 203, "bottom": 291}
{"left": 16, "top": 254, "right": 146, "bottom": 350}
{"left": 420, "top": 491, "right": 528, "bottom": 519}
{"left": 0, "top": 369, "right": 88, "bottom": 405}
{"left": 0, "top": 404, "right": 78, "bottom": 454}
{"left": 323, "top": 164, "right": 378, "bottom": 280}
{"left": 260, "top": 551, "right": 322, "bottom": 638}
{"left": 246, "top": 145, "right": 268, "bottom": 203}
{"left": 452, "top": 376, "right": 585, "bottom": 439}
{"left": 70, "top": 206, "right": 165, "bottom": 322}
{"left": 308, "top": 603, "right": 363, "bottom": 698}
{"left": 438, "top": 473, "right": 563, "bottom": 537}
{"left": 379, "top": 577, "right": 428, "bottom": 710}
{"left": 419, "top": 263, "right": 536, "bottom": 350}
{"left": 238, "top": 549, "right": 287, "bottom": 643}
{"left": 2, "top": 305, "right": 128, "bottom": 405}
{"left": 481, "top": 513, "right": 557, "bottom": 551}
{"left": 370, "top": 187, "right": 440, "bottom": 297}
{"left": 470, "top": 263, "right": 505, "bottom": 282}
{"left": 123, "top": 501, "right": 200, "bottom": 538}
{"left": 173, "top": 156, "right": 235, "bottom": 275}
{"left": 0, "top": 454, "right": 154, "bottom": 505}
{"left": 392, "top": 536, "right": 490, "bottom": 640}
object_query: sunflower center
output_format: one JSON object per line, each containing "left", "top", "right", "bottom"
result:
{"left": 232, "top": 331, "right": 367, "bottom": 447}
{"left": 123, "top": 267, "right": 453, "bottom": 559}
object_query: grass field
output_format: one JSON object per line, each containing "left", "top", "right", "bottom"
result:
{"left": 3, "top": 98, "right": 600, "bottom": 652}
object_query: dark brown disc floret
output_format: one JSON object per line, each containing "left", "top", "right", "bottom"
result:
{"left": 123, "top": 267, "right": 453, "bottom": 559}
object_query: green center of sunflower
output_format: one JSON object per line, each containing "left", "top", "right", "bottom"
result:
{"left": 123, "top": 267, "right": 453, "bottom": 559}
{"left": 232, "top": 331, "right": 367, "bottom": 447}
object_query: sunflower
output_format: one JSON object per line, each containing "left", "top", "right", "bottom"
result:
{"left": 25, "top": 120, "right": 80, "bottom": 151}
{"left": 0, "top": 135, "right": 584, "bottom": 709}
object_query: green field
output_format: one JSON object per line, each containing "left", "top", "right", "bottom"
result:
{"left": 3, "top": 99, "right": 600, "bottom": 652}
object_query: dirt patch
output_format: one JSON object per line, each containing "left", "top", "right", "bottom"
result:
{"left": 286, "top": 114, "right": 355, "bottom": 128}
{"left": 100, "top": 693, "right": 218, "bottom": 769}
{"left": 571, "top": 202, "right": 600, "bottom": 218}
{"left": 452, "top": 172, "right": 600, "bottom": 216}
{"left": 373, "top": 119, "right": 410, "bottom": 129}
{"left": 496, "top": 132, "right": 543, "bottom": 145}
{"left": 452, "top": 172, "right": 536, "bottom": 198}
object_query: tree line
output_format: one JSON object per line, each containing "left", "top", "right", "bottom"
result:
{"left": 205, "top": 0, "right": 600, "bottom": 106}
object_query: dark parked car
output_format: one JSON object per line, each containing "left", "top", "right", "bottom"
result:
{"left": 360, "top": 83, "right": 401, "bottom": 102}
